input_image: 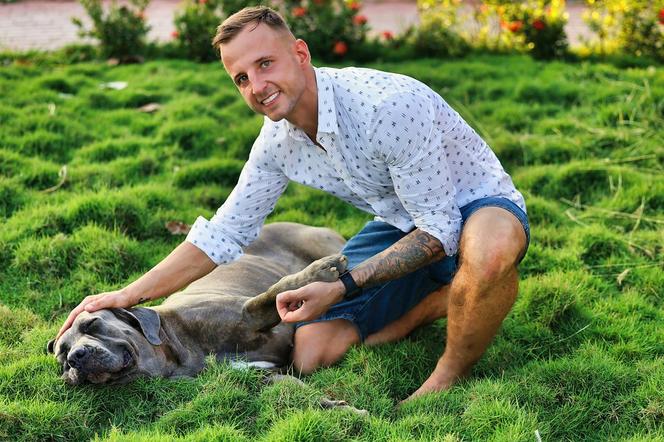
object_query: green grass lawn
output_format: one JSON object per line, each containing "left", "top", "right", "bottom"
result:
{"left": 0, "top": 54, "right": 662, "bottom": 441}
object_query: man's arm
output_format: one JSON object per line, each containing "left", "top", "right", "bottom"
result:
{"left": 275, "top": 228, "right": 446, "bottom": 323}
{"left": 55, "top": 242, "right": 216, "bottom": 340}
{"left": 349, "top": 228, "right": 446, "bottom": 289}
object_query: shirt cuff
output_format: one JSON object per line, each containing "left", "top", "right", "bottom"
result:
{"left": 185, "top": 216, "right": 243, "bottom": 265}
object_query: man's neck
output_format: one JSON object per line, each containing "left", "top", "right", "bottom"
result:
{"left": 286, "top": 66, "right": 319, "bottom": 143}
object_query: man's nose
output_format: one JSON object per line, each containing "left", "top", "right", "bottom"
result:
{"left": 251, "top": 74, "right": 268, "bottom": 96}
{"left": 67, "top": 347, "right": 90, "bottom": 370}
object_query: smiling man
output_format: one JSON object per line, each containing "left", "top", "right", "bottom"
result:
{"left": 56, "top": 6, "right": 529, "bottom": 401}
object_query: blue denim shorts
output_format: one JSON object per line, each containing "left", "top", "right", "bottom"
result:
{"left": 295, "top": 197, "right": 530, "bottom": 341}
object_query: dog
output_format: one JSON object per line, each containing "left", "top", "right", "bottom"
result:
{"left": 47, "top": 222, "right": 350, "bottom": 386}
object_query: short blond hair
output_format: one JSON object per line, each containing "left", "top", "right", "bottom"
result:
{"left": 212, "top": 6, "right": 292, "bottom": 50}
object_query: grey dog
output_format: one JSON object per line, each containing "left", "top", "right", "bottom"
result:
{"left": 47, "top": 222, "right": 349, "bottom": 386}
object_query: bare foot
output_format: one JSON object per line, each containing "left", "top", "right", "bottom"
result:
{"left": 399, "top": 367, "right": 469, "bottom": 405}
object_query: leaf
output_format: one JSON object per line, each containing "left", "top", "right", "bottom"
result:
{"left": 137, "top": 103, "right": 161, "bottom": 113}
{"left": 616, "top": 268, "right": 631, "bottom": 286}
{"left": 99, "top": 81, "right": 127, "bottom": 90}
{"left": 165, "top": 221, "right": 191, "bottom": 235}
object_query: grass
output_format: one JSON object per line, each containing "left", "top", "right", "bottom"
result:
{"left": 0, "top": 54, "right": 662, "bottom": 441}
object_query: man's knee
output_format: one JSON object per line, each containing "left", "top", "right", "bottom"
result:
{"left": 292, "top": 319, "right": 359, "bottom": 374}
{"left": 459, "top": 207, "right": 527, "bottom": 285}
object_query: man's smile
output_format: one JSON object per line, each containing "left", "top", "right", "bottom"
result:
{"left": 261, "top": 91, "right": 280, "bottom": 106}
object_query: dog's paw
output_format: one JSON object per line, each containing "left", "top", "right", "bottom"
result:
{"left": 303, "top": 254, "right": 348, "bottom": 282}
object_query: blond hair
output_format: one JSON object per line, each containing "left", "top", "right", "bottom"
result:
{"left": 212, "top": 6, "right": 293, "bottom": 50}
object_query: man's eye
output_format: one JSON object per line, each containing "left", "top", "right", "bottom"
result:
{"left": 236, "top": 75, "right": 248, "bottom": 85}
{"left": 260, "top": 60, "right": 271, "bottom": 68}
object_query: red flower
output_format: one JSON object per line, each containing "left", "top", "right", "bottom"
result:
{"left": 171, "top": 30, "right": 179, "bottom": 39}
{"left": 659, "top": 8, "right": 664, "bottom": 25}
{"left": 508, "top": 21, "right": 523, "bottom": 33}
{"left": 348, "top": 1, "right": 361, "bottom": 11}
{"left": 333, "top": 41, "right": 348, "bottom": 56}
{"left": 381, "top": 30, "right": 394, "bottom": 40}
{"left": 199, "top": 0, "right": 208, "bottom": 4}
{"left": 353, "top": 14, "right": 368, "bottom": 25}
{"left": 532, "top": 19, "right": 545, "bottom": 31}
{"left": 292, "top": 6, "right": 307, "bottom": 17}
{"left": 313, "top": 0, "right": 324, "bottom": 4}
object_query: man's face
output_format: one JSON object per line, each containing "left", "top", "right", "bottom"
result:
{"left": 221, "top": 24, "right": 309, "bottom": 122}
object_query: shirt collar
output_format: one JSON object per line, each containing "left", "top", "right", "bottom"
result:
{"left": 278, "top": 67, "right": 338, "bottom": 142}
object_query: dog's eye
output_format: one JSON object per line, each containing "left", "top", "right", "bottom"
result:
{"left": 80, "top": 317, "right": 99, "bottom": 333}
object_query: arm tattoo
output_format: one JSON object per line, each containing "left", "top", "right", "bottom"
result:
{"left": 350, "top": 228, "right": 446, "bottom": 289}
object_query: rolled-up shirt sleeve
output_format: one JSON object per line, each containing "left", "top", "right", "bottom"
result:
{"left": 371, "top": 92, "right": 462, "bottom": 256}
{"left": 185, "top": 129, "right": 289, "bottom": 265}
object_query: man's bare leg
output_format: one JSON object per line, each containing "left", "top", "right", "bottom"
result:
{"left": 404, "top": 207, "right": 527, "bottom": 401}
{"left": 291, "top": 319, "right": 360, "bottom": 374}
{"left": 364, "top": 285, "right": 449, "bottom": 346}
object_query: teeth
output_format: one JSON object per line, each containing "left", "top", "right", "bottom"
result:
{"left": 262, "top": 91, "right": 279, "bottom": 105}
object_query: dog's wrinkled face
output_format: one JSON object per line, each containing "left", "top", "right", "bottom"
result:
{"left": 48, "top": 308, "right": 160, "bottom": 385}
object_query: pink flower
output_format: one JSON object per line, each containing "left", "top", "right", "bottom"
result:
{"left": 199, "top": 0, "right": 208, "bottom": 4}
{"left": 333, "top": 41, "right": 348, "bottom": 56}
{"left": 353, "top": 14, "right": 368, "bottom": 25}
{"left": 171, "top": 30, "right": 179, "bottom": 39}
{"left": 348, "top": 1, "right": 361, "bottom": 11}
{"left": 659, "top": 8, "right": 664, "bottom": 25}
{"left": 292, "top": 6, "right": 307, "bottom": 17}
{"left": 532, "top": 19, "right": 546, "bottom": 31}
{"left": 381, "top": 30, "right": 394, "bottom": 40}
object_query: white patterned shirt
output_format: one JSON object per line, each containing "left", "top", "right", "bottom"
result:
{"left": 186, "top": 66, "right": 526, "bottom": 265}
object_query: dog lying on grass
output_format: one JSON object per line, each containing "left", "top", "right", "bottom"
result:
{"left": 47, "top": 223, "right": 361, "bottom": 411}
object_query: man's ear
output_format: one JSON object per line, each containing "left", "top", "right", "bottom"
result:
{"left": 294, "top": 38, "right": 311, "bottom": 66}
{"left": 112, "top": 307, "right": 162, "bottom": 346}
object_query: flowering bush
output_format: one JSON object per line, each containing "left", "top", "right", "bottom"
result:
{"left": 72, "top": 0, "right": 151, "bottom": 62}
{"left": 416, "top": 0, "right": 568, "bottom": 59}
{"left": 497, "top": 0, "right": 569, "bottom": 59}
{"left": 173, "top": 0, "right": 225, "bottom": 62}
{"left": 281, "top": 0, "right": 369, "bottom": 61}
{"left": 583, "top": 0, "right": 664, "bottom": 61}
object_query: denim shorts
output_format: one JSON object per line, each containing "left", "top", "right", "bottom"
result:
{"left": 295, "top": 197, "right": 530, "bottom": 341}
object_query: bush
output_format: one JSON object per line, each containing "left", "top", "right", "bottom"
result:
{"left": 583, "top": 0, "right": 664, "bottom": 61}
{"left": 72, "top": 0, "right": 151, "bottom": 62}
{"left": 416, "top": 0, "right": 568, "bottom": 59}
{"left": 281, "top": 0, "right": 370, "bottom": 61}
{"left": 173, "top": 0, "right": 225, "bottom": 62}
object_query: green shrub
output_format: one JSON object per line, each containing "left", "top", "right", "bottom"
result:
{"left": 72, "top": 0, "right": 151, "bottom": 61}
{"left": 173, "top": 0, "right": 224, "bottom": 62}
{"left": 75, "top": 138, "right": 145, "bottom": 162}
{"left": 282, "top": 0, "right": 370, "bottom": 61}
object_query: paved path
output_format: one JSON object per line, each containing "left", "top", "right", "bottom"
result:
{"left": 0, "top": 0, "right": 590, "bottom": 52}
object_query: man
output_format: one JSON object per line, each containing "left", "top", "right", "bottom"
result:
{"left": 56, "top": 6, "right": 529, "bottom": 401}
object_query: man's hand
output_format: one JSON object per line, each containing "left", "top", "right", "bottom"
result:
{"left": 54, "top": 290, "right": 139, "bottom": 341}
{"left": 276, "top": 280, "right": 345, "bottom": 323}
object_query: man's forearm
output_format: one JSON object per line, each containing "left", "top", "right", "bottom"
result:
{"left": 122, "top": 241, "right": 217, "bottom": 304}
{"left": 349, "top": 228, "right": 446, "bottom": 289}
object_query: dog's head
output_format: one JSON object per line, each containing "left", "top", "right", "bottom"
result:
{"left": 47, "top": 307, "right": 161, "bottom": 385}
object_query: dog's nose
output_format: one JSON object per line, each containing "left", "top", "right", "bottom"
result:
{"left": 67, "top": 347, "right": 89, "bottom": 370}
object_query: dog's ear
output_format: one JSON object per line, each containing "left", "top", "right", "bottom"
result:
{"left": 46, "top": 339, "right": 56, "bottom": 354}
{"left": 112, "top": 307, "right": 162, "bottom": 345}
{"left": 242, "top": 294, "right": 281, "bottom": 332}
